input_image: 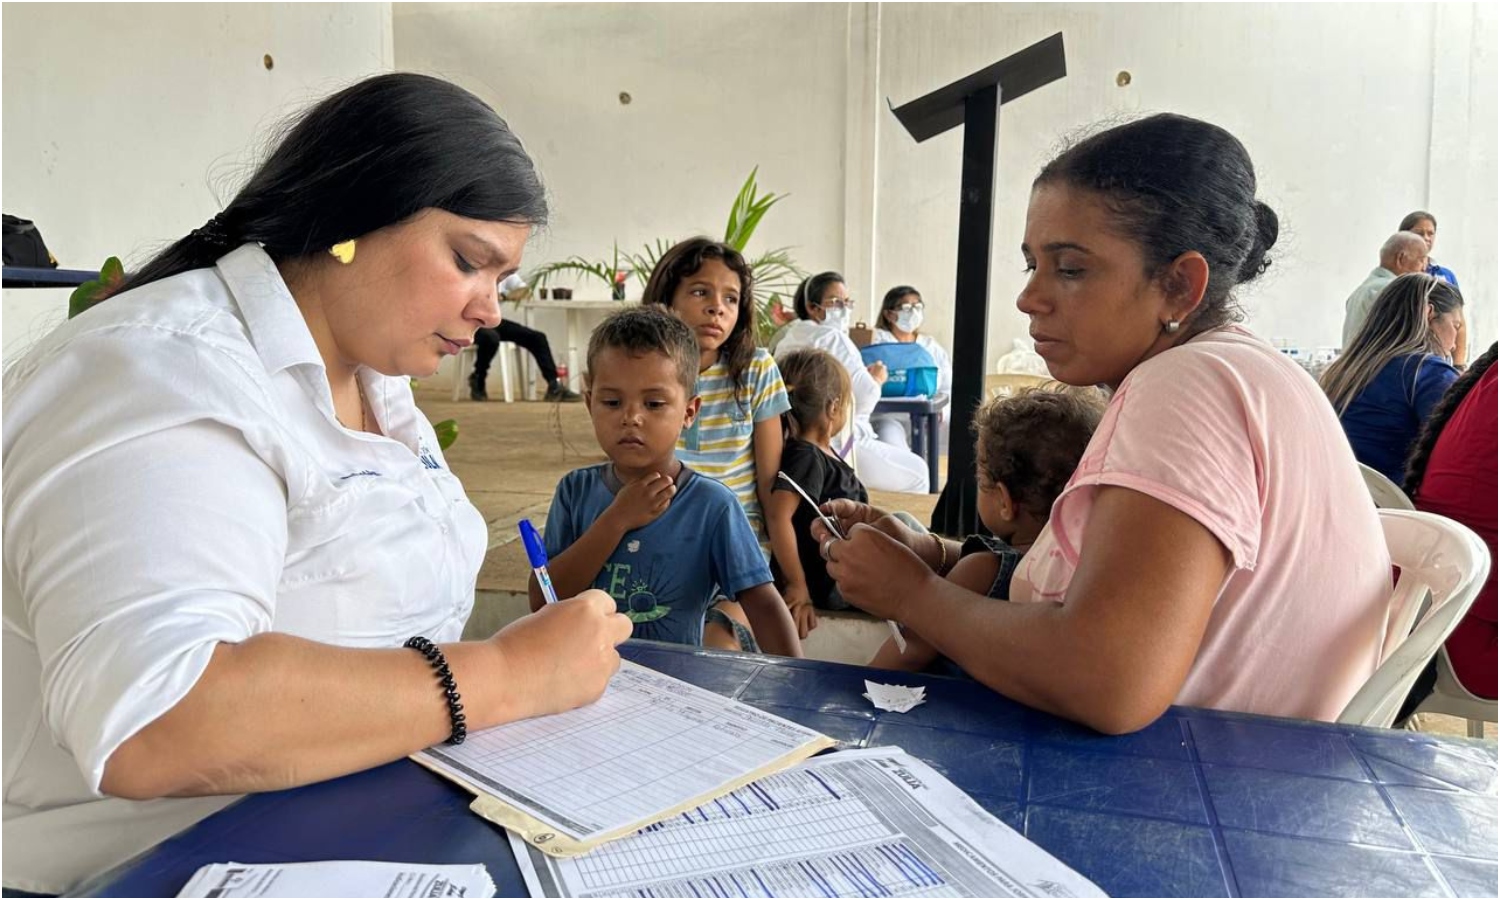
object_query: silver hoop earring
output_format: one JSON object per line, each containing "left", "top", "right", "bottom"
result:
{"left": 1164, "top": 319, "right": 1181, "bottom": 334}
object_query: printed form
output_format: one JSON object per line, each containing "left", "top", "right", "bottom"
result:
{"left": 416, "top": 662, "right": 836, "bottom": 857}
{"left": 508, "top": 747, "right": 1106, "bottom": 898}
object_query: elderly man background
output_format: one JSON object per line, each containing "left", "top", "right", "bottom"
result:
{"left": 1400, "top": 210, "right": 1460, "bottom": 287}
{"left": 1342, "top": 231, "right": 1429, "bottom": 347}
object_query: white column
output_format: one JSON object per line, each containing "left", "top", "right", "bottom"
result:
{"left": 1426, "top": 1, "right": 1499, "bottom": 349}
{"left": 842, "top": 2, "right": 883, "bottom": 324}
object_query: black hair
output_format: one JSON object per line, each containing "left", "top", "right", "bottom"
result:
{"left": 777, "top": 348, "right": 852, "bottom": 439}
{"left": 1034, "top": 112, "right": 1278, "bottom": 330}
{"left": 640, "top": 237, "right": 755, "bottom": 408}
{"left": 1404, "top": 342, "right": 1497, "bottom": 495}
{"left": 879, "top": 285, "right": 922, "bottom": 331}
{"left": 973, "top": 387, "right": 1105, "bottom": 520}
{"left": 110, "top": 73, "right": 547, "bottom": 297}
{"left": 792, "top": 271, "right": 846, "bottom": 320}
{"left": 1399, "top": 210, "right": 1437, "bottom": 232}
{"left": 585, "top": 306, "right": 700, "bottom": 395}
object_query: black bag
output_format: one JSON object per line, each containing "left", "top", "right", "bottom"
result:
{"left": 3, "top": 214, "right": 59, "bottom": 268}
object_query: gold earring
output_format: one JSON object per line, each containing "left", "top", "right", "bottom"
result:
{"left": 329, "top": 240, "right": 357, "bottom": 265}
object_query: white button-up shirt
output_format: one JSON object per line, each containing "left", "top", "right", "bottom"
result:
{"left": 772, "top": 318, "right": 883, "bottom": 440}
{"left": 2, "top": 244, "right": 487, "bottom": 894}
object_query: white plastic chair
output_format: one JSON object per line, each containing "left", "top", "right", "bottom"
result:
{"left": 1337, "top": 509, "right": 1492, "bottom": 728}
{"left": 1413, "top": 647, "right": 1497, "bottom": 738}
{"left": 1359, "top": 462, "right": 1415, "bottom": 511}
{"left": 450, "top": 342, "right": 520, "bottom": 403}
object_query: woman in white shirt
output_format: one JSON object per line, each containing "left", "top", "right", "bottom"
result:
{"left": 774, "top": 272, "right": 929, "bottom": 493}
{"left": 1, "top": 73, "right": 631, "bottom": 896}
{"left": 870, "top": 285, "right": 954, "bottom": 447}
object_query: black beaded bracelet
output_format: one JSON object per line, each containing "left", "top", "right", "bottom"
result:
{"left": 404, "top": 636, "right": 467, "bottom": 745}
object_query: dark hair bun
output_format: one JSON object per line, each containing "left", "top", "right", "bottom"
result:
{"left": 1237, "top": 200, "right": 1279, "bottom": 284}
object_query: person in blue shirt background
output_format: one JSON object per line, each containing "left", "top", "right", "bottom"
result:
{"left": 1400, "top": 210, "right": 1467, "bottom": 366}
{"left": 531, "top": 307, "right": 802, "bottom": 656}
{"left": 1400, "top": 209, "right": 1460, "bottom": 288}
{"left": 1321, "top": 273, "right": 1464, "bottom": 484}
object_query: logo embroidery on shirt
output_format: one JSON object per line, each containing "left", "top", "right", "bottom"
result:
{"left": 339, "top": 470, "right": 382, "bottom": 480}
{"left": 417, "top": 440, "right": 443, "bottom": 471}
{"left": 627, "top": 540, "right": 641, "bottom": 553}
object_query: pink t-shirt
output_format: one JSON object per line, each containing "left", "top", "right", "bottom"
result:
{"left": 1012, "top": 326, "right": 1391, "bottom": 721}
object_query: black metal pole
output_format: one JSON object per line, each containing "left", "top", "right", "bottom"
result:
{"left": 931, "top": 84, "right": 1000, "bottom": 536}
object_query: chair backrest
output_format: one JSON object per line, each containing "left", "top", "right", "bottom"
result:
{"left": 1414, "top": 645, "right": 1497, "bottom": 735}
{"left": 1359, "top": 462, "right": 1415, "bottom": 510}
{"left": 1338, "top": 509, "right": 1492, "bottom": 727}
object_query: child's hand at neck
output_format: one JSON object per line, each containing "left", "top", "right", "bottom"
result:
{"left": 606, "top": 463, "right": 682, "bottom": 531}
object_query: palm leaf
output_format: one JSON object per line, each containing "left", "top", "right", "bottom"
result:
{"left": 529, "top": 257, "right": 613, "bottom": 289}
{"left": 629, "top": 237, "right": 675, "bottom": 287}
{"left": 724, "top": 167, "right": 759, "bottom": 251}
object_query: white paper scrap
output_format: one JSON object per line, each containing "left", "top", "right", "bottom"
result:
{"left": 176, "top": 860, "right": 495, "bottom": 898}
{"left": 864, "top": 680, "right": 927, "bottom": 713}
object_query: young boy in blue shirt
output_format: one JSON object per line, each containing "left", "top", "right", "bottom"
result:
{"left": 530, "top": 307, "right": 802, "bottom": 656}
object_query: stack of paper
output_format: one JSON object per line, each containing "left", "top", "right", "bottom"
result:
{"left": 864, "top": 680, "right": 928, "bottom": 713}
{"left": 177, "top": 861, "right": 494, "bottom": 898}
{"left": 509, "top": 747, "right": 1106, "bottom": 898}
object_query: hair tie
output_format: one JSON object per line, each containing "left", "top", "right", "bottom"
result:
{"left": 188, "top": 213, "right": 235, "bottom": 249}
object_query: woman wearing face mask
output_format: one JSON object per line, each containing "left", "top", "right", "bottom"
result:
{"left": 774, "top": 272, "right": 930, "bottom": 493}
{"left": 871, "top": 286, "right": 954, "bottom": 448}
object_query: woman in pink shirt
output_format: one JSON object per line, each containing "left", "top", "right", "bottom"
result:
{"left": 815, "top": 114, "right": 1391, "bottom": 732}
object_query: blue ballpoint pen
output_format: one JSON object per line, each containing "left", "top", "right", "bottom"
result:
{"left": 519, "top": 519, "right": 560, "bottom": 604}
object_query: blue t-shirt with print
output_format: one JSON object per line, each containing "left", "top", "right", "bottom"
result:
{"left": 543, "top": 463, "right": 773, "bottom": 646}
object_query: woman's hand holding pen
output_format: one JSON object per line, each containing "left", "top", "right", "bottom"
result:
{"left": 487, "top": 590, "right": 632, "bottom": 720}
{"left": 606, "top": 471, "right": 677, "bottom": 531}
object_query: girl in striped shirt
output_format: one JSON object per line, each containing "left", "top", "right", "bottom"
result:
{"left": 643, "top": 237, "right": 817, "bottom": 643}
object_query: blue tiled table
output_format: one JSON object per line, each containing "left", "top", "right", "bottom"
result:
{"left": 82, "top": 641, "right": 1497, "bottom": 897}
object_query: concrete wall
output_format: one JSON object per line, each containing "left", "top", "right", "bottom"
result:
{"left": 396, "top": 2, "right": 1496, "bottom": 375}
{"left": 395, "top": 2, "right": 850, "bottom": 289}
{"left": 872, "top": 2, "right": 1498, "bottom": 368}
{"left": 7, "top": 4, "right": 1492, "bottom": 369}
{"left": 394, "top": 2, "right": 854, "bottom": 386}
{"left": 2, "top": 2, "right": 393, "bottom": 361}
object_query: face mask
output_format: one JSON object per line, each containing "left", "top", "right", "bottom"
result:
{"left": 895, "top": 309, "right": 924, "bottom": 333}
{"left": 822, "top": 307, "right": 850, "bottom": 331}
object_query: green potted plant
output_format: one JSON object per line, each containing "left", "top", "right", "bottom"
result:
{"left": 527, "top": 168, "right": 805, "bottom": 345}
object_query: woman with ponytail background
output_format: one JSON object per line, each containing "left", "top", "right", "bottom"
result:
{"left": 1, "top": 73, "right": 631, "bottom": 895}
{"left": 1320, "top": 273, "right": 1464, "bottom": 485}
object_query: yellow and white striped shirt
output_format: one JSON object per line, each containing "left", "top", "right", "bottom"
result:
{"left": 678, "top": 349, "right": 790, "bottom": 554}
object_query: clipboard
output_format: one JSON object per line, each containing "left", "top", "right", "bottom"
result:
{"left": 412, "top": 662, "right": 836, "bottom": 857}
